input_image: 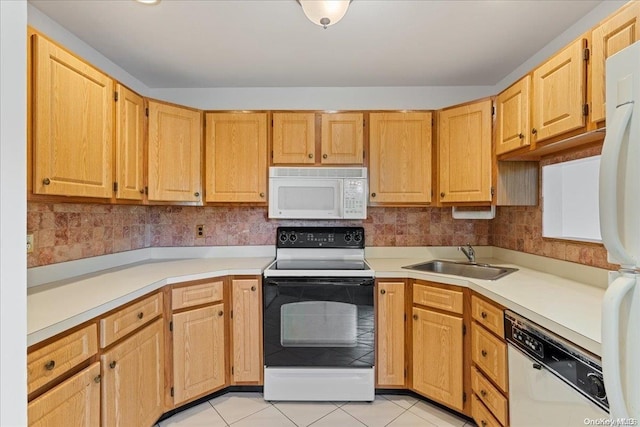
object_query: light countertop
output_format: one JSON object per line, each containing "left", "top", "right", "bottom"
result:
{"left": 27, "top": 256, "right": 273, "bottom": 346}
{"left": 367, "top": 256, "right": 605, "bottom": 356}
{"left": 27, "top": 246, "right": 607, "bottom": 357}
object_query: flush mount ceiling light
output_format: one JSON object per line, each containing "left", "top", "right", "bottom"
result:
{"left": 298, "top": 0, "right": 351, "bottom": 29}
{"left": 135, "top": 0, "right": 160, "bottom": 4}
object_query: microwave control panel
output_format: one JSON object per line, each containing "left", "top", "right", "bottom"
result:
{"left": 343, "top": 179, "right": 367, "bottom": 219}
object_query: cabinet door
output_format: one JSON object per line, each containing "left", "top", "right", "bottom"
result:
{"left": 173, "top": 304, "right": 226, "bottom": 404}
{"left": 412, "top": 307, "right": 463, "bottom": 411}
{"left": 321, "top": 113, "right": 364, "bottom": 164}
{"left": 369, "top": 112, "right": 432, "bottom": 204}
{"left": 591, "top": 2, "right": 640, "bottom": 123}
{"left": 148, "top": 101, "right": 202, "bottom": 202}
{"left": 32, "top": 34, "right": 113, "bottom": 198}
{"left": 532, "top": 38, "right": 586, "bottom": 142}
{"left": 496, "top": 76, "right": 531, "bottom": 156}
{"left": 115, "top": 84, "right": 145, "bottom": 200}
{"left": 205, "top": 113, "right": 268, "bottom": 203}
{"left": 102, "top": 319, "right": 164, "bottom": 427}
{"left": 376, "top": 281, "right": 405, "bottom": 387}
{"left": 438, "top": 100, "right": 492, "bottom": 203}
{"left": 28, "top": 363, "right": 101, "bottom": 427}
{"left": 272, "top": 112, "right": 315, "bottom": 164}
{"left": 231, "top": 278, "right": 262, "bottom": 384}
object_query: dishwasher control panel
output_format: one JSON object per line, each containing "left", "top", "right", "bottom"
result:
{"left": 505, "top": 311, "right": 609, "bottom": 412}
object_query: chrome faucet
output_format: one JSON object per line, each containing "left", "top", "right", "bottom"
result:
{"left": 458, "top": 244, "right": 476, "bottom": 263}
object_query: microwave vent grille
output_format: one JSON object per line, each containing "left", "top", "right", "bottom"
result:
{"left": 270, "top": 167, "right": 367, "bottom": 179}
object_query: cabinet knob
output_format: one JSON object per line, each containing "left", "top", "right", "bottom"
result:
{"left": 322, "top": 154, "right": 328, "bottom": 159}
{"left": 140, "top": 188, "right": 145, "bottom": 194}
{"left": 440, "top": 192, "right": 445, "bottom": 198}
{"left": 110, "top": 361, "right": 117, "bottom": 369}
{"left": 308, "top": 153, "right": 313, "bottom": 159}
{"left": 518, "top": 133, "right": 524, "bottom": 139}
{"left": 259, "top": 193, "right": 265, "bottom": 198}
{"left": 194, "top": 192, "right": 200, "bottom": 197}
{"left": 42, "top": 178, "right": 51, "bottom": 186}
{"left": 44, "top": 360, "right": 56, "bottom": 371}
{"left": 481, "top": 421, "right": 487, "bottom": 427}
{"left": 413, "top": 314, "right": 418, "bottom": 320}
{"left": 480, "top": 389, "right": 487, "bottom": 397}
{"left": 371, "top": 193, "right": 376, "bottom": 198}
{"left": 380, "top": 289, "right": 386, "bottom": 295}
{"left": 481, "top": 350, "right": 487, "bottom": 357}
{"left": 137, "top": 312, "right": 144, "bottom": 320}
{"left": 251, "top": 285, "right": 256, "bottom": 291}
{"left": 94, "top": 375, "right": 101, "bottom": 384}
{"left": 218, "top": 310, "right": 224, "bottom": 317}
{"left": 531, "top": 128, "right": 537, "bottom": 135}
{"left": 481, "top": 311, "right": 487, "bottom": 319}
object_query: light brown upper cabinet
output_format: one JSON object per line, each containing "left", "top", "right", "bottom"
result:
{"left": 438, "top": 100, "right": 492, "bottom": 203}
{"left": 272, "top": 113, "right": 316, "bottom": 164}
{"left": 115, "top": 84, "right": 145, "bottom": 200}
{"left": 205, "top": 113, "right": 268, "bottom": 203}
{"left": 147, "top": 101, "right": 202, "bottom": 203}
{"left": 369, "top": 112, "right": 432, "bottom": 204}
{"left": 32, "top": 34, "right": 114, "bottom": 198}
{"left": 591, "top": 1, "right": 640, "bottom": 124}
{"left": 496, "top": 76, "right": 531, "bottom": 156}
{"left": 532, "top": 38, "right": 587, "bottom": 143}
{"left": 321, "top": 113, "right": 364, "bottom": 164}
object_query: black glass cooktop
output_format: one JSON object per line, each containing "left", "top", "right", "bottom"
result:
{"left": 273, "top": 260, "right": 368, "bottom": 270}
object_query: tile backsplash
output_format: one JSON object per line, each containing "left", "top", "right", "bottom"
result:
{"left": 27, "top": 143, "right": 613, "bottom": 271}
{"left": 27, "top": 204, "right": 489, "bottom": 268}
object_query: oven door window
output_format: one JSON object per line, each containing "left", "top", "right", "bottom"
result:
{"left": 263, "top": 278, "right": 374, "bottom": 368}
{"left": 281, "top": 301, "right": 357, "bottom": 347}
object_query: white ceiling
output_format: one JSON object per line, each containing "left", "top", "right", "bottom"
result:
{"left": 29, "top": 0, "right": 603, "bottom": 89}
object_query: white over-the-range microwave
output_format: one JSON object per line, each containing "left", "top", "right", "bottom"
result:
{"left": 268, "top": 167, "right": 368, "bottom": 219}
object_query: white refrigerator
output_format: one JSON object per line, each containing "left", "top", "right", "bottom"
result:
{"left": 600, "top": 40, "right": 640, "bottom": 421}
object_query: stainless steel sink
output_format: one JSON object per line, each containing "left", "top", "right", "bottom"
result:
{"left": 402, "top": 259, "right": 518, "bottom": 281}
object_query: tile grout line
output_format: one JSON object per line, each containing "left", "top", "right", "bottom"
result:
{"left": 270, "top": 403, "right": 306, "bottom": 427}
{"left": 207, "top": 400, "right": 230, "bottom": 427}
{"left": 212, "top": 397, "right": 274, "bottom": 426}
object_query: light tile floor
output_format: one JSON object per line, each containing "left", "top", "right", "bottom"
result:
{"left": 157, "top": 392, "right": 477, "bottom": 427}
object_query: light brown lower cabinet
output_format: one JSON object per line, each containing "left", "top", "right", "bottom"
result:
{"left": 376, "top": 281, "right": 406, "bottom": 387}
{"left": 412, "top": 306, "right": 464, "bottom": 411}
{"left": 101, "top": 318, "right": 164, "bottom": 427}
{"left": 472, "top": 393, "right": 502, "bottom": 427}
{"left": 28, "top": 362, "right": 101, "bottom": 427}
{"left": 172, "top": 303, "right": 226, "bottom": 404}
{"left": 231, "top": 278, "right": 263, "bottom": 384}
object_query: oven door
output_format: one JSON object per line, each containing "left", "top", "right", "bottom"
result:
{"left": 263, "top": 277, "right": 374, "bottom": 368}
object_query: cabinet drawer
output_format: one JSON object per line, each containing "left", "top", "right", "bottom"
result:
{"left": 413, "top": 283, "right": 463, "bottom": 314}
{"left": 472, "top": 295, "right": 504, "bottom": 338}
{"left": 472, "top": 322, "right": 508, "bottom": 392}
{"left": 472, "top": 393, "right": 503, "bottom": 427}
{"left": 172, "top": 280, "right": 223, "bottom": 310}
{"left": 471, "top": 366, "right": 508, "bottom": 426}
{"left": 28, "top": 324, "right": 98, "bottom": 394}
{"left": 100, "top": 292, "right": 163, "bottom": 348}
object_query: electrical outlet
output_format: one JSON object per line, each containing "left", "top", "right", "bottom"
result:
{"left": 27, "top": 234, "right": 34, "bottom": 254}
{"left": 196, "top": 225, "right": 205, "bottom": 238}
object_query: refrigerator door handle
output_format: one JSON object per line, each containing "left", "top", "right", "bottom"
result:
{"left": 599, "top": 102, "right": 635, "bottom": 267}
{"left": 602, "top": 274, "right": 636, "bottom": 418}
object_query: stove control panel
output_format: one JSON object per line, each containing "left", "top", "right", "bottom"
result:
{"left": 276, "top": 227, "right": 365, "bottom": 249}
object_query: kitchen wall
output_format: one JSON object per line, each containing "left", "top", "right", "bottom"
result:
{"left": 491, "top": 144, "right": 617, "bottom": 271}
{"left": 27, "top": 204, "right": 490, "bottom": 268}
